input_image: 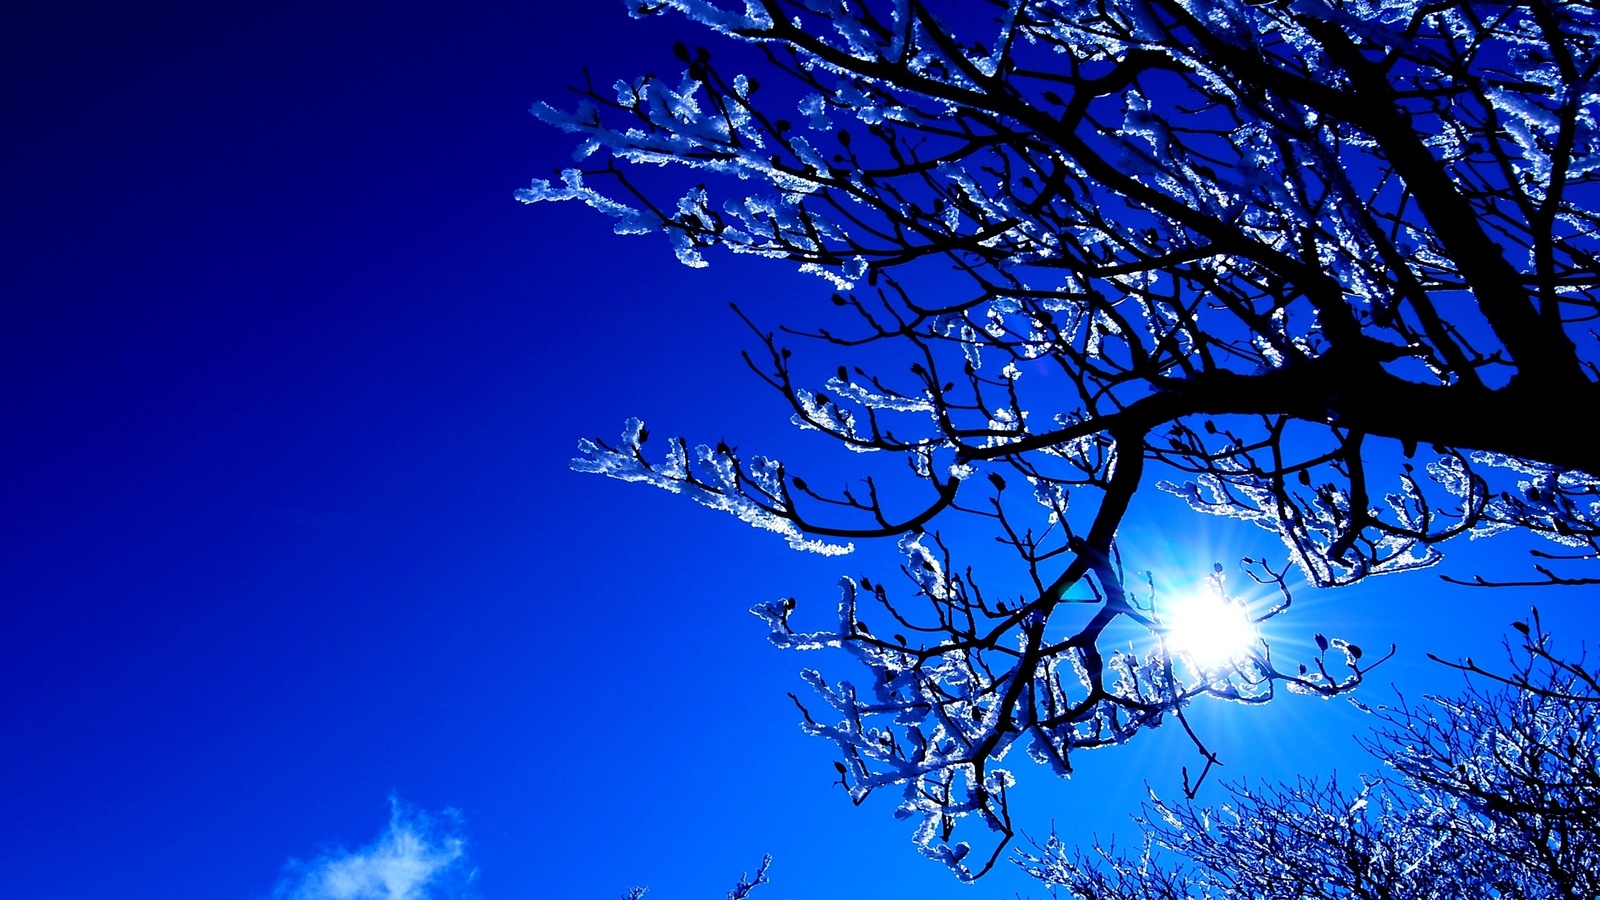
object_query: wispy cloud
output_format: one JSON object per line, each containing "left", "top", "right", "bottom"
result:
{"left": 273, "top": 797, "right": 474, "bottom": 900}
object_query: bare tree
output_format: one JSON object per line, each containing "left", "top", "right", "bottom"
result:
{"left": 1022, "top": 614, "right": 1600, "bottom": 899}
{"left": 523, "top": 0, "right": 1600, "bottom": 878}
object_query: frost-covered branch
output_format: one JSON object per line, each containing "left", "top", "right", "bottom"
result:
{"left": 531, "top": 0, "right": 1600, "bottom": 878}
{"left": 1023, "top": 619, "right": 1600, "bottom": 898}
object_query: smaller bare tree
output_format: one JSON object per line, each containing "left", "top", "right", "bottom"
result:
{"left": 1022, "top": 613, "right": 1600, "bottom": 899}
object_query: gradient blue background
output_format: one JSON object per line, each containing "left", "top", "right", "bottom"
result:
{"left": 3, "top": 2, "right": 1589, "bottom": 898}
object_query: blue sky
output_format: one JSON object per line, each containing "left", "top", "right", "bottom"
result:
{"left": 3, "top": 2, "right": 1592, "bottom": 898}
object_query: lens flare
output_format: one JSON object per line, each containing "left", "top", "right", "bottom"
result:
{"left": 1162, "top": 590, "right": 1259, "bottom": 669}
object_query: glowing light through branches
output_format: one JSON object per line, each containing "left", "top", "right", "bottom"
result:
{"left": 1160, "top": 585, "right": 1261, "bottom": 670}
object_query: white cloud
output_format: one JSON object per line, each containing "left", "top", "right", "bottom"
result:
{"left": 274, "top": 797, "right": 473, "bottom": 900}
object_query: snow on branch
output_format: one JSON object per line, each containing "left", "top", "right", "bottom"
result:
{"left": 535, "top": 0, "right": 1600, "bottom": 877}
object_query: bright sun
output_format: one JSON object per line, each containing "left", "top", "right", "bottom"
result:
{"left": 1162, "top": 591, "right": 1260, "bottom": 669}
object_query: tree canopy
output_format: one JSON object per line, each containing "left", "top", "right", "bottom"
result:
{"left": 522, "top": 0, "right": 1600, "bottom": 880}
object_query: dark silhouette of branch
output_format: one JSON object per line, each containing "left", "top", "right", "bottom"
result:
{"left": 1022, "top": 621, "right": 1600, "bottom": 898}
{"left": 529, "top": 0, "right": 1600, "bottom": 878}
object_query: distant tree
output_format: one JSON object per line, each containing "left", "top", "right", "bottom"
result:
{"left": 1022, "top": 613, "right": 1600, "bottom": 899}
{"left": 523, "top": 0, "right": 1600, "bottom": 878}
